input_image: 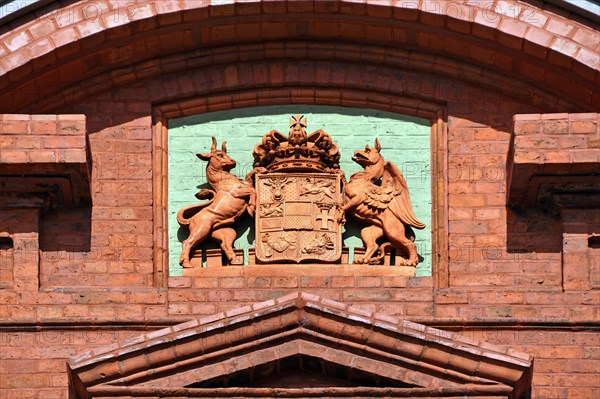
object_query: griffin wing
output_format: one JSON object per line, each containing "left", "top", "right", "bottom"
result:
{"left": 364, "top": 184, "right": 395, "bottom": 210}
{"left": 383, "top": 161, "right": 426, "bottom": 229}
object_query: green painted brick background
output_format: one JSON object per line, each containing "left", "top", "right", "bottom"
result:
{"left": 168, "top": 106, "right": 431, "bottom": 276}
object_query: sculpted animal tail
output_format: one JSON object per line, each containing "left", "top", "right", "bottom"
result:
{"left": 176, "top": 190, "right": 215, "bottom": 226}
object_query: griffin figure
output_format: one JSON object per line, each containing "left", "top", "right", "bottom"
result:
{"left": 340, "top": 138, "right": 425, "bottom": 265}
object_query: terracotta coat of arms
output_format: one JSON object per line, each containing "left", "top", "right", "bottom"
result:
{"left": 176, "top": 115, "right": 425, "bottom": 267}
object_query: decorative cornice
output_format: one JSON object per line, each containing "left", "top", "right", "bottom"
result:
{"left": 2, "top": 317, "right": 599, "bottom": 332}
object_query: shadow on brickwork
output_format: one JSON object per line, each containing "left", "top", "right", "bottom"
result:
{"left": 39, "top": 207, "right": 92, "bottom": 253}
{"left": 506, "top": 207, "right": 562, "bottom": 254}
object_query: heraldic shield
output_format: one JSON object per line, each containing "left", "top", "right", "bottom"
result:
{"left": 251, "top": 115, "right": 344, "bottom": 264}
{"left": 255, "top": 173, "right": 343, "bottom": 263}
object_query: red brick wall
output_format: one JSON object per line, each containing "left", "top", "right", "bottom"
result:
{"left": 512, "top": 113, "right": 600, "bottom": 165}
{"left": 1, "top": 1, "right": 599, "bottom": 398}
{"left": 2, "top": 83, "right": 598, "bottom": 399}
{"left": 43, "top": 115, "right": 155, "bottom": 290}
{"left": 0, "top": 115, "right": 87, "bottom": 166}
{"left": 1, "top": 0, "right": 598, "bottom": 112}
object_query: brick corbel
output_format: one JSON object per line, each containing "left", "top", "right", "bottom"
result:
{"left": 507, "top": 113, "right": 600, "bottom": 214}
{"left": 508, "top": 113, "right": 600, "bottom": 292}
{"left": 0, "top": 114, "right": 91, "bottom": 211}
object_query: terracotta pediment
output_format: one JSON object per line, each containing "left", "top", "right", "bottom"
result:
{"left": 68, "top": 293, "right": 532, "bottom": 398}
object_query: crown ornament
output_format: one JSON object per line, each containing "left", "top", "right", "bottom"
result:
{"left": 252, "top": 115, "right": 341, "bottom": 172}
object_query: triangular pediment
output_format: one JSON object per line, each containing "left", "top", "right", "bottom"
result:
{"left": 186, "top": 354, "right": 421, "bottom": 389}
{"left": 68, "top": 292, "right": 532, "bottom": 398}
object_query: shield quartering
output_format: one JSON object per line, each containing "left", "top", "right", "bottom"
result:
{"left": 251, "top": 115, "right": 344, "bottom": 263}
{"left": 256, "top": 173, "right": 342, "bottom": 263}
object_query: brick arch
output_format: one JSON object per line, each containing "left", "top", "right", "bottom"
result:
{"left": 33, "top": 43, "right": 567, "bottom": 115}
{"left": 157, "top": 84, "right": 446, "bottom": 120}
{"left": 0, "top": 0, "right": 598, "bottom": 112}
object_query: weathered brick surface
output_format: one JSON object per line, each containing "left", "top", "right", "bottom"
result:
{"left": 0, "top": 1, "right": 598, "bottom": 112}
{"left": 0, "top": 209, "right": 40, "bottom": 294}
{"left": 562, "top": 209, "right": 600, "bottom": 292}
{"left": 1, "top": 0, "right": 599, "bottom": 398}
{"left": 508, "top": 113, "right": 600, "bottom": 207}
{"left": 0, "top": 114, "right": 86, "bottom": 164}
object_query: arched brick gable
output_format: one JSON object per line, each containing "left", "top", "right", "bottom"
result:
{"left": 0, "top": 0, "right": 598, "bottom": 112}
{"left": 1, "top": 3, "right": 599, "bottom": 398}
{"left": 27, "top": 46, "right": 567, "bottom": 115}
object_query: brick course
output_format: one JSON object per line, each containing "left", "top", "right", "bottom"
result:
{"left": 1, "top": 109, "right": 598, "bottom": 397}
{"left": 0, "top": 1, "right": 598, "bottom": 112}
{"left": 1, "top": 0, "right": 599, "bottom": 398}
